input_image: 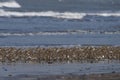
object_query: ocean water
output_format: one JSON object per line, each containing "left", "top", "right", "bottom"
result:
{"left": 0, "top": 0, "right": 120, "bottom": 47}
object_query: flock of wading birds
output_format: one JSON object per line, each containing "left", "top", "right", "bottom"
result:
{"left": 0, "top": 46, "right": 119, "bottom": 63}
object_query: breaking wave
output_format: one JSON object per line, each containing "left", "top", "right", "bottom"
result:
{"left": 0, "top": 10, "right": 85, "bottom": 19}
{"left": 0, "top": 10, "right": 120, "bottom": 19}
{"left": 0, "top": 0, "right": 21, "bottom": 8}
{"left": 0, "top": 30, "right": 120, "bottom": 36}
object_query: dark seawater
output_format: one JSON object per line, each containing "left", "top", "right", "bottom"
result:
{"left": 0, "top": 0, "right": 120, "bottom": 47}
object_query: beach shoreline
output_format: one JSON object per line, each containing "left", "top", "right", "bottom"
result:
{"left": 0, "top": 46, "right": 120, "bottom": 79}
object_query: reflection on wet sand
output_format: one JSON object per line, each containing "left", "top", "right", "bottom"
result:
{"left": 2, "top": 73, "right": 120, "bottom": 80}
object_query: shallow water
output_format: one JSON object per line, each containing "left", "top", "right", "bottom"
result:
{"left": 0, "top": 60, "right": 120, "bottom": 77}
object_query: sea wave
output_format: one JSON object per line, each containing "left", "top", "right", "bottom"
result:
{"left": 0, "top": 10, "right": 85, "bottom": 19}
{"left": 0, "top": 0, "right": 21, "bottom": 8}
{"left": 0, "top": 30, "right": 119, "bottom": 36}
{"left": 0, "top": 10, "right": 120, "bottom": 19}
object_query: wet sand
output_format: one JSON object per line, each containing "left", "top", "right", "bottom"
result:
{"left": 1, "top": 73, "right": 120, "bottom": 80}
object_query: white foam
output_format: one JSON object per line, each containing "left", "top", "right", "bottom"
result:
{"left": 89, "top": 12, "right": 120, "bottom": 17}
{"left": 0, "top": 32, "right": 68, "bottom": 36}
{"left": 0, "top": 0, "right": 21, "bottom": 8}
{"left": 0, "top": 10, "right": 85, "bottom": 19}
{"left": 0, "top": 30, "right": 120, "bottom": 36}
{"left": 0, "top": 10, "right": 120, "bottom": 19}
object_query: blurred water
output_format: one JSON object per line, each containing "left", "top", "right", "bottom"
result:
{"left": 0, "top": 0, "right": 120, "bottom": 47}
